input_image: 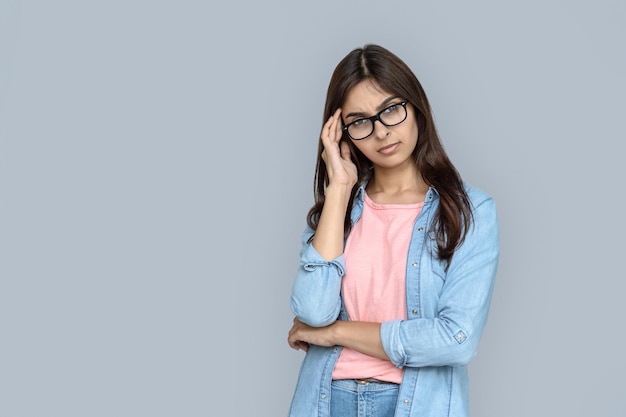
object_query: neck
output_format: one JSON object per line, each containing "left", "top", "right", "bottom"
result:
{"left": 366, "top": 164, "right": 429, "bottom": 204}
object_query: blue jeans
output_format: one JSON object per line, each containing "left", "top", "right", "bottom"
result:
{"left": 330, "top": 379, "right": 399, "bottom": 417}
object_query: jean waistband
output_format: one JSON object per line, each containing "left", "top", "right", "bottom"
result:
{"left": 331, "top": 378, "right": 400, "bottom": 392}
{"left": 354, "top": 378, "right": 398, "bottom": 385}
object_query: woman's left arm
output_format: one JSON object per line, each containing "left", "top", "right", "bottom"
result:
{"left": 380, "top": 196, "right": 499, "bottom": 367}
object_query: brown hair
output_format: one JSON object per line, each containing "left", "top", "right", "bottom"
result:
{"left": 307, "top": 44, "right": 472, "bottom": 265}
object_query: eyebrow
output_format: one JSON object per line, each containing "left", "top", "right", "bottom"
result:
{"left": 344, "top": 96, "right": 402, "bottom": 119}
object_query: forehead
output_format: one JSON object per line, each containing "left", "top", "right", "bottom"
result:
{"left": 342, "top": 80, "right": 394, "bottom": 111}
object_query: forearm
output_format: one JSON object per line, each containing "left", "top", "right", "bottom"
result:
{"left": 312, "top": 184, "right": 353, "bottom": 261}
{"left": 288, "top": 318, "right": 389, "bottom": 360}
{"left": 332, "top": 321, "right": 389, "bottom": 360}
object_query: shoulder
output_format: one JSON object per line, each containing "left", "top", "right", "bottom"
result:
{"left": 463, "top": 183, "right": 494, "bottom": 209}
{"left": 461, "top": 184, "right": 498, "bottom": 241}
{"left": 463, "top": 184, "right": 498, "bottom": 229}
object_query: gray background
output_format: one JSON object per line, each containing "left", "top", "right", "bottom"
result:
{"left": 1, "top": 0, "right": 624, "bottom": 416}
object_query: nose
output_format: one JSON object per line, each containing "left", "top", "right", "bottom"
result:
{"left": 372, "top": 119, "right": 390, "bottom": 139}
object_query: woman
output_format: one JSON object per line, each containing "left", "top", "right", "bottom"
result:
{"left": 287, "top": 44, "right": 499, "bottom": 417}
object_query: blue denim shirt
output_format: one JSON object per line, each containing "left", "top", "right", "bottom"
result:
{"left": 289, "top": 184, "right": 499, "bottom": 417}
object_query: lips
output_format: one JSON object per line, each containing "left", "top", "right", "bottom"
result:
{"left": 377, "top": 142, "right": 400, "bottom": 154}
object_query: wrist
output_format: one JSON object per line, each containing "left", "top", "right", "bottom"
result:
{"left": 330, "top": 320, "right": 344, "bottom": 346}
{"left": 325, "top": 183, "right": 354, "bottom": 202}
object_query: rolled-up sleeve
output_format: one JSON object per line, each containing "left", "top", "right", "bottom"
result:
{"left": 381, "top": 196, "right": 499, "bottom": 368}
{"left": 290, "top": 227, "right": 346, "bottom": 327}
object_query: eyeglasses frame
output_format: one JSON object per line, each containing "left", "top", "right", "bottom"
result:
{"left": 341, "top": 100, "right": 409, "bottom": 141}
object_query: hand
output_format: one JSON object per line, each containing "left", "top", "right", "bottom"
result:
{"left": 320, "top": 109, "right": 358, "bottom": 188}
{"left": 288, "top": 318, "right": 336, "bottom": 352}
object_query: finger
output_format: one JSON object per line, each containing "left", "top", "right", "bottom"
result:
{"left": 339, "top": 140, "right": 351, "bottom": 161}
{"left": 288, "top": 333, "right": 309, "bottom": 351}
{"left": 326, "top": 120, "right": 337, "bottom": 143}
{"left": 321, "top": 114, "right": 335, "bottom": 139}
{"left": 333, "top": 109, "right": 343, "bottom": 139}
{"left": 288, "top": 338, "right": 298, "bottom": 350}
{"left": 288, "top": 332, "right": 298, "bottom": 349}
{"left": 332, "top": 109, "right": 343, "bottom": 140}
{"left": 326, "top": 109, "right": 343, "bottom": 143}
{"left": 290, "top": 341, "right": 307, "bottom": 351}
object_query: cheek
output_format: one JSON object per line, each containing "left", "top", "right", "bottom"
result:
{"left": 351, "top": 141, "right": 375, "bottom": 158}
{"left": 349, "top": 139, "right": 364, "bottom": 153}
{"left": 408, "top": 123, "right": 419, "bottom": 144}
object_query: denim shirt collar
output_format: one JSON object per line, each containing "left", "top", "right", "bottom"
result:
{"left": 354, "top": 183, "right": 440, "bottom": 204}
{"left": 351, "top": 182, "right": 438, "bottom": 225}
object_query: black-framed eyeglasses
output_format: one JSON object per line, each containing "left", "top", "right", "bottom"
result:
{"left": 342, "top": 101, "right": 409, "bottom": 140}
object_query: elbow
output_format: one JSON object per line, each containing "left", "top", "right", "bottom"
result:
{"left": 446, "top": 345, "right": 477, "bottom": 366}
{"left": 401, "top": 344, "right": 477, "bottom": 368}
{"left": 440, "top": 318, "right": 483, "bottom": 366}
{"left": 443, "top": 336, "right": 479, "bottom": 366}
{"left": 290, "top": 297, "right": 340, "bottom": 327}
{"left": 298, "top": 314, "right": 337, "bottom": 328}
{"left": 409, "top": 343, "right": 477, "bottom": 368}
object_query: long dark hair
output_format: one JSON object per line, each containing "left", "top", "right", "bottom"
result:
{"left": 307, "top": 44, "right": 472, "bottom": 265}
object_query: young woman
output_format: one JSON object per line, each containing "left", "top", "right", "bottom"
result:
{"left": 287, "top": 44, "right": 499, "bottom": 417}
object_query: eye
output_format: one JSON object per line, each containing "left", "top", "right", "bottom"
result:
{"left": 383, "top": 103, "right": 401, "bottom": 114}
{"left": 351, "top": 118, "right": 369, "bottom": 127}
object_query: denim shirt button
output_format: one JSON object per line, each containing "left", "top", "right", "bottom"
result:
{"left": 418, "top": 227, "right": 423, "bottom": 232}
{"left": 412, "top": 309, "right": 418, "bottom": 315}
{"left": 321, "top": 394, "right": 327, "bottom": 399}
{"left": 411, "top": 261, "right": 417, "bottom": 267}
{"left": 403, "top": 399, "right": 410, "bottom": 404}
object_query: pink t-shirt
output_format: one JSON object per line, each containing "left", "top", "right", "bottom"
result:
{"left": 332, "top": 192, "right": 424, "bottom": 384}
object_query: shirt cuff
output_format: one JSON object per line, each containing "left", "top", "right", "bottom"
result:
{"left": 380, "top": 319, "right": 407, "bottom": 368}
{"left": 301, "top": 242, "right": 346, "bottom": 276}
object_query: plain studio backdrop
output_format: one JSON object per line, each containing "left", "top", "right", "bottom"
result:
{"left": 1, "top": 1, "right": 624, "bottom": 416}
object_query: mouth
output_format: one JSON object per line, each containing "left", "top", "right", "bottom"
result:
{"left": 377, "top": 142, "right": 400, "bottom": 154}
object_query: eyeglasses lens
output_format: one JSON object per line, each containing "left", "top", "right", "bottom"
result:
{"left": 347, "top": 103, "right": 407, "bottom": 140}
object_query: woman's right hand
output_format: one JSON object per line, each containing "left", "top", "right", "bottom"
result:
{"left": 311, "top": 109, "right": 357, "bottom": 260}
{"left": 321, "top": 109, "right": 357, "bottom": 188}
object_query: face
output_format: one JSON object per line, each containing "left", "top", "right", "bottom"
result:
{"left": 341, "top": 80, "right": 418, "bottom": 171}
